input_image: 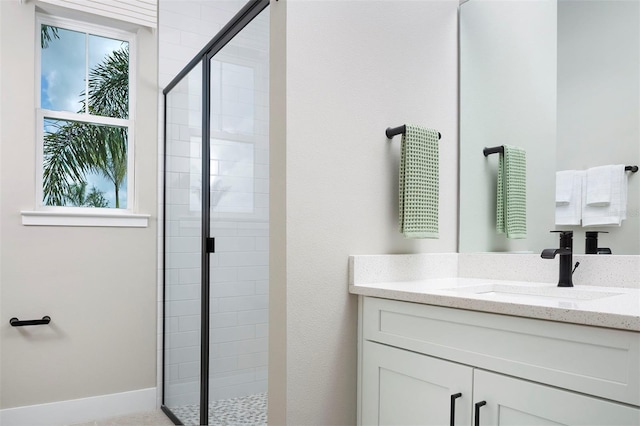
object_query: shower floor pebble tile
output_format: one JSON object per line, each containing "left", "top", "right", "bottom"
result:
{"left": 170, "top": 393, "right": 267, "bottom": 426}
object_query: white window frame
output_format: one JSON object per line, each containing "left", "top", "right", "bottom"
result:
{"left": 22, "top": 13, "right": 148, "bottom": 227}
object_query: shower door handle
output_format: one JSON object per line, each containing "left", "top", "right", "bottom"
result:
{"left": 206, "top": 237, "right": 215, "bottom": 253}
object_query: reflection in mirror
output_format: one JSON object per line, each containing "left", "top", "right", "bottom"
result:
{"left": 459, "top": 0, "right": 639, "bottom": 255}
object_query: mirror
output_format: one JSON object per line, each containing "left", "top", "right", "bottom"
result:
{"left": 459, "top": 0, "right": 639, "bottom": 255}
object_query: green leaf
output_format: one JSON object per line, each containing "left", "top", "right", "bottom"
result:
{"left": 83, "top": 46, "right": 129, "bottom": 119}
{"left": 41, "top": 25, "right": 60, "bottom": 49}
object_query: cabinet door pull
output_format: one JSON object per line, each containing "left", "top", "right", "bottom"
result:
{"left": 10, "top": 316, "right": 51, "bottom": 327}
{"left": 449, "top": 393, "right": 462, "bottom": 426}
{"left": 474, "top": 401, "right": 487, "bottom": 426}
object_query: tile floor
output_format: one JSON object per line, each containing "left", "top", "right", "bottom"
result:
{"left": 70, "top": 410, "right": 173, "bottom": 426}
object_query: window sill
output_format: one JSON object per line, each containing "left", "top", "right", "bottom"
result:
{"left": 21, "top": 210, "right": 150, "bottom": 228}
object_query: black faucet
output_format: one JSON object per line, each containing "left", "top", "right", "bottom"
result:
{"left": 541, "top": 231, "right": 574, "bottom": 287}
{"left": 585, "top": 231, "right": 612, "bottom": 255}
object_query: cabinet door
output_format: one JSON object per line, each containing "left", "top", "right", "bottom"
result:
{"left": 361, "top": 340, "right": 473, "bottom": 426}
{"left": 473, "top": 369, "right": 640, "bottom": 426}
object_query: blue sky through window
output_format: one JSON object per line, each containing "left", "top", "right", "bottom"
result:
{"left": 41, "top": 26, "right": 85, "bottom": 112}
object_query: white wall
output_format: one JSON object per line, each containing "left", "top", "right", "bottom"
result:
{"left": 557, "top": 0, "right": 640, "bottom": 254}
{"left": 459, "top": 0, "right": 557, "bottom": 253}
{"left": 270, "top": 1, "right": 459, "bottom": 424}
{"left": 0, "top": 0, "right": 158, "bottom": 410}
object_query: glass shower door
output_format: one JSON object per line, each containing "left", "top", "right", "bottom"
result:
{"left": 205, "top": 6, "right": 270, "bottom": 424}
{"left": 163, "top": 1, "right": 269, "bottom": 424}
{"left": 163, "top": 63, "right": 203, "bottom": 424}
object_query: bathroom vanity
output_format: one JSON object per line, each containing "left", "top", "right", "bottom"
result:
{"left": 350, "top": 255, "right": 640, "bottom": 426}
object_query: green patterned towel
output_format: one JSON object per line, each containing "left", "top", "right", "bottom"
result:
{"left": 497, "top": 145, "right": 527, "bottom": 239}
{"left": 399, "top": 125, "right": 439, "bottom": 239}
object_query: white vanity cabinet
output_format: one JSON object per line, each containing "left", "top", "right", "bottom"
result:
{"left": 362, "top": 340, "right": 472, "bottom": 425}
{"left": 358, "top": 297, "right": 640, "bottom": 426}
{"left": 474, "top": 369, "right": 639, "bottom": 426}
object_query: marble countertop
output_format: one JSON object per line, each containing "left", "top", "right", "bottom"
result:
{"left": 349, "top": 277, "right": 640, "bottom": 331}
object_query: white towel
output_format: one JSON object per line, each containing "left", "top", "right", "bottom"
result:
{"left": 555, "top": 170, "right": 575, "bottom": 205}
{"left": 555, "top": 170, "right": 584, "bottom": 225}
{"left": 585, "top": 165, "right": 614, "bottom": 206}
{"left": 582, "top": 165, "right": 627, "bottom": 226}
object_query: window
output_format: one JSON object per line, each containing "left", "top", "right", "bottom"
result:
{"left": 36, "top": 15, "right": 134, "bottom": 211}
{"left": 187, "top": 54, "right": 267, "bottom": 218}
{"left": 209, "top": 61, "right": 257, "bottom": 214}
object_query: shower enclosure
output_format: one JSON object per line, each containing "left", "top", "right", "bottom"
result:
{"left": 162, "top": 1, "right": 270, "bottom": 424}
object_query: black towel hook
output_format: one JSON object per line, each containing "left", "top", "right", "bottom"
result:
{"left": 386, "top": 125, "right": 441, "bottom": 140}
{"left": 625, "top": 165, "right": 638, "bottom": 173}
{"left": 483, "top": 146, "right": 504, "bottom": 156}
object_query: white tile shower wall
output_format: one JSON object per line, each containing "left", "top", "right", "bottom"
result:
{"left": 164, "top": 69, "right": 203, "bottom": 408}
{"left": 206, "top": 6, "right": 269, "bottom": 400}
{"left": 159, "top": 1, "right": 249, "bottom": 88}
{"left": 209, "top": 221, "right": 268, "bottom": 401}
{"left": 160, "top": 0, "right": 269, "bottom": 408}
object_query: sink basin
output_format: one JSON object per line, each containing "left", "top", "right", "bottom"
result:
{"left": 445, "top": 284, "right": 622, "bottom": 302}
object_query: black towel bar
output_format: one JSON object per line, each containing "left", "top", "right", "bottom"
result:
{"left": 482, "top": 147, "right": 635, "bottom": 172}
{"left": 385, "top": 125, "right": 441, "bottom": 140}
{"left": 483, "top": 146, "right": 504, "bottom": 156}
{"left": 10, "top": 316, "right": 51, "bottom": 327}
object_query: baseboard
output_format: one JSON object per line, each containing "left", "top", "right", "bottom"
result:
{"left": 0, "top": 387, "right": 157, "bottom": 426}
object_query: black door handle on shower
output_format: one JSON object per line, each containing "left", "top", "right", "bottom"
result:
{"left": 450, "top": 393, "right": 462, "bottom": 426}
{"left": 10, "top": 316, "right": 51, "bottom": 327}
{"left": 474, "top": 401, "right": 487, "bottom": 426}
